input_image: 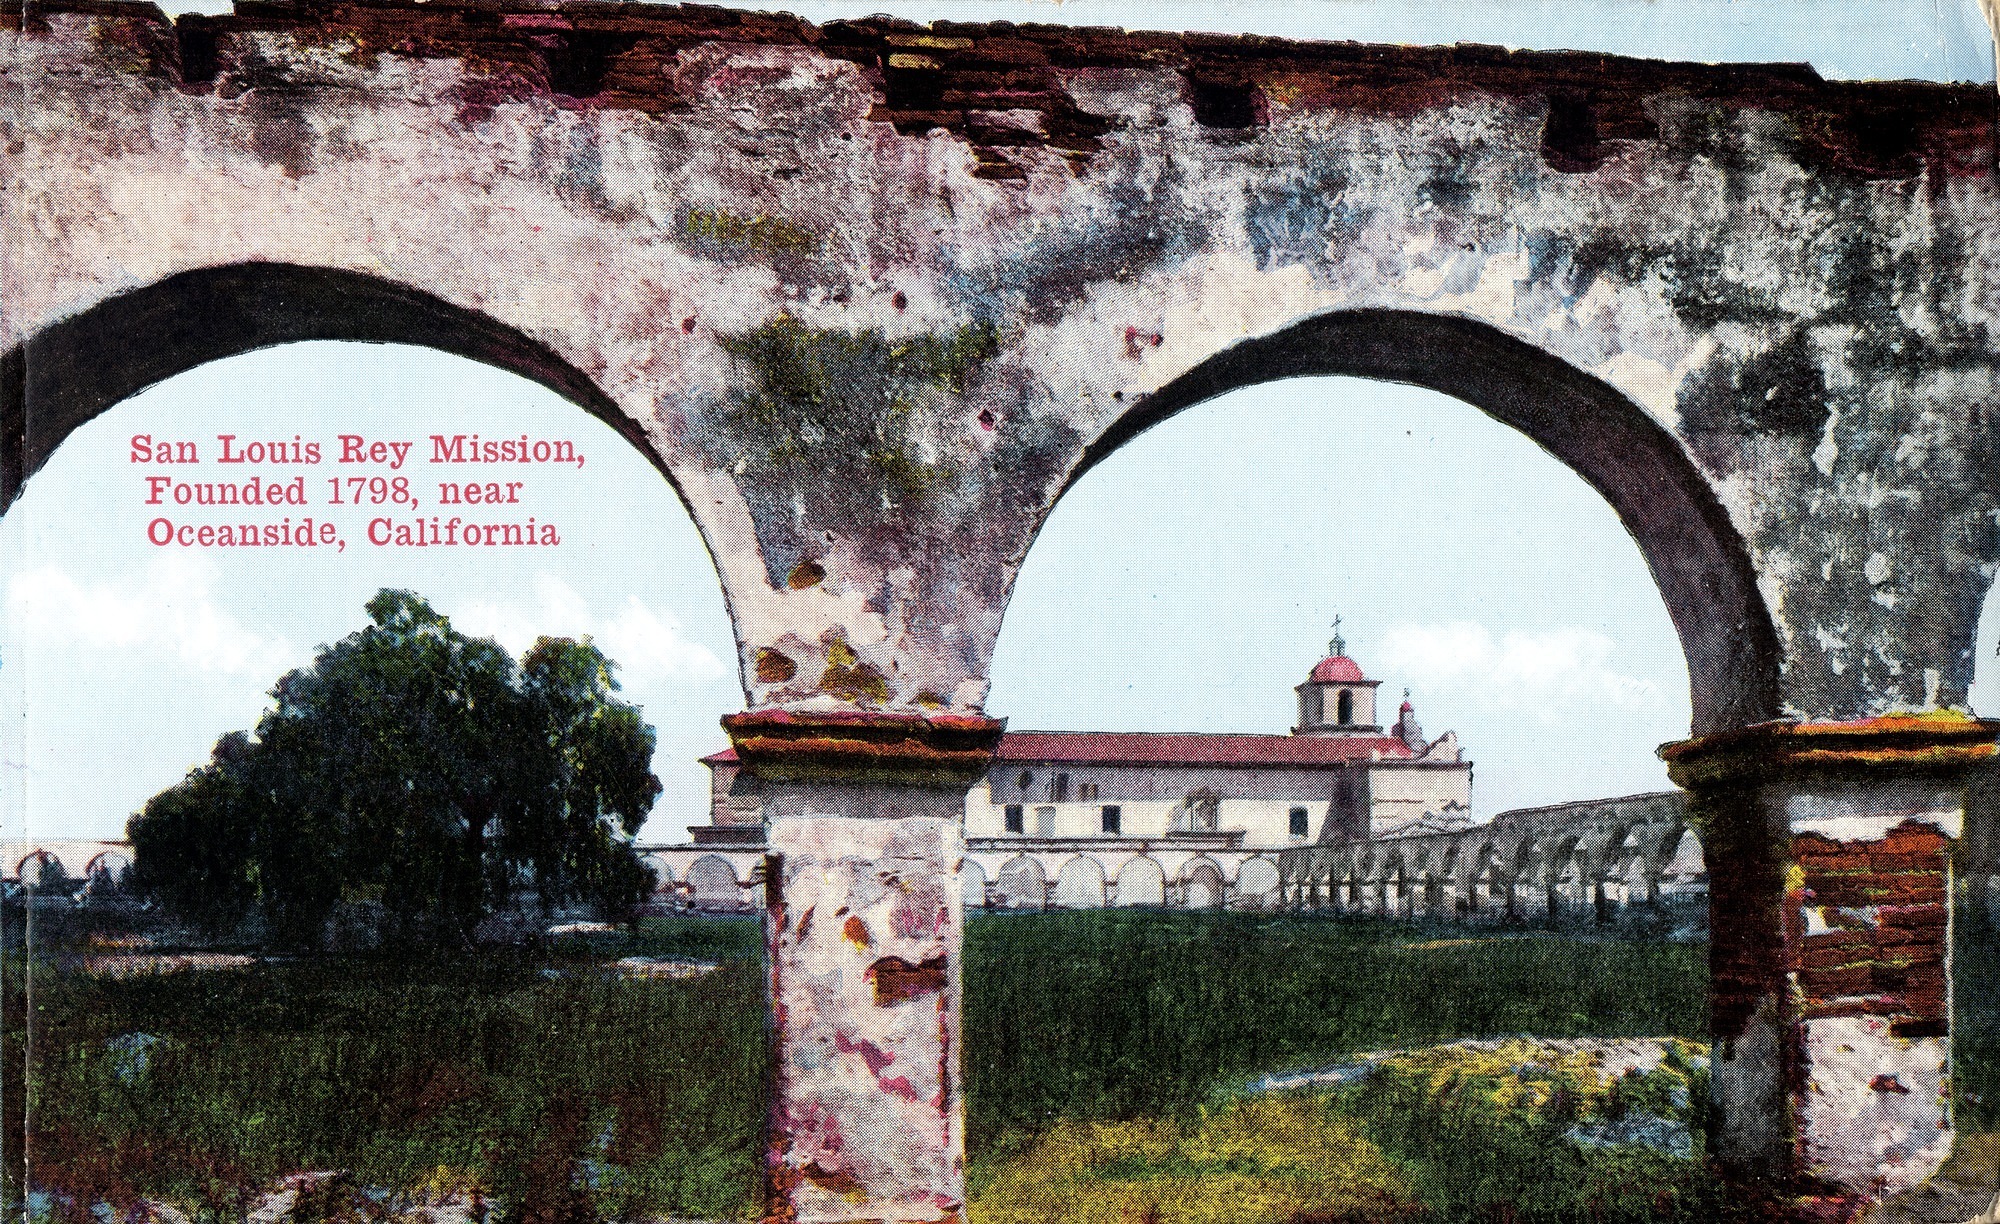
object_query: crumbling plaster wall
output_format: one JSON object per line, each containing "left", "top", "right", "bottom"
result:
{"left": 5, "top": 1, "right": 1997, "bottom": 728}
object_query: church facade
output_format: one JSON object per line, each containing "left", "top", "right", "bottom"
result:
{"left": 667, "top": 638, "right": 1473, "bottom": 910}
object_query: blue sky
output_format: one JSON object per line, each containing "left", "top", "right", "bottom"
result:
{"left": 6, "top": 1, "right": 1995, "bottom": 846}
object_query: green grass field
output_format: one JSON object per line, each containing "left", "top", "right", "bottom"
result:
{"left": 963, "top": 911, "right": 1707, "bottom": 1141}
{"left": 6, "top": 909, "right": 1722, "bottom": 1222}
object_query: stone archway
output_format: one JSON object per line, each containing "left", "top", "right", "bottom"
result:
{"left": 1182, "top": 859, "right": 1225, "bottom": 910}
{"left": 996, "top": 856, "right": 1047, "bottom": 912}
{"left": 1070, "top": 308, "right": 1781, "bottom": 738}
{"left": 961, "top": 858, "right": 988, "bottom": 910}
{"left": 2, "top": 263, "right": 666, "bottom": 515}
{"left": 1115, "top": 856, "right": 1167, "bottom": 907}
{"left": 686, "top": 855, "right": 746, "bottom": 911}
{"left": 13, "top": 8, "right": 2000, "bottom": 1216}
{"left": 1235, "top": 858, "right": 1281, "bottom": 909}
{"left": 1053, "top": 856, "right": 1107, "bottom": 909}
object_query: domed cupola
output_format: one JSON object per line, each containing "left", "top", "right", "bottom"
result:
{"left": 1295, "top": 618, "right": 1382, "bottom": 736}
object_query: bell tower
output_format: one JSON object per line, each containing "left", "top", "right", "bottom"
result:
{"left": 1294, "top": 618, "right": 1382, "bottom": 736}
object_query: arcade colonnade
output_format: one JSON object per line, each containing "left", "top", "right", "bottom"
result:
{"left": 649, "top": 790, "right": 1706, "bottom": 920}
{"left": 6, "top": 3, "right": 2000, "bottom": 1218}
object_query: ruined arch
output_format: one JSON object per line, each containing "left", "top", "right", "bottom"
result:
{"left": 1339, "top": 855, "right": 1365, "bottom": 909}
{"left": 1181, "top": 857, "right": 1225, "bottom": 909}
{"left": 85, "top": 849, "right": 134, "bottom": 884}
{"left": 1459, "top": 842, "right": 1495, "bottom": 891}
{"left": 961, "top": 858, "right": 988, "bottom": 909}
{"left": 1053, "top": 855, "right": 1107, "bottom": 909}
{"left": 1610, "top": 832, "right": 1655, "bottom": 907}
{"left": 1660, "top": 828, "right": 1708, "bottom": 898}
{"left": 1381, "top": 848, "right": 1410, "bottom": 915}
{"left": 2, "top": 261, "right": 745, "bottom": 868}
{"left": 1542, "top": 835, "right": 1586, "bottom": 918}
{"left": 1593, "top": 825, "right": 1639, "bottom": 876}
{"left": 642, "top": 856, "right": 677, "bottom": 895}
{"left": 1066, "top": 308, "right": 1780, "bottom": 736}
{"left": 1469, "top": 842, "right": 1510, "bottom": 915}
{"left": 1512, "top": 837, "right": 1544, "bottom": 884}
{"left": 1235, "top": 858, "right": 1281, "bottom": 908}
{"left": 996, "top": 856, "right": 1047, "bottom": 911}
{"left": 687, "top": 854, "right": 745, "bottom": 910}
{"left": 1544, "top": 834, "right": 1585, "bottom": 884}
{"left": 1, "top": 262, "right": 677, "bottom": 514}
{"left": 1115, "top": 856, "right": 1166, "bottom": 907}
{"left": 1420, "top": 869, "right": 1447, "bottom": 916}
{"left": 15, "top": 850, "right": 64, "bottom": 885}
{"left": 1439, "top": 842, "right": 1463, "bottom": 885}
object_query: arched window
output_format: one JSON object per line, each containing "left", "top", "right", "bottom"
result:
{"left": 1336, "top": 689, "right": 1354, "bottom": 725}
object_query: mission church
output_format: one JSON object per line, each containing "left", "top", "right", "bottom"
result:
{"left": 680, "top": 630, "right": 1474, "bottom": 909}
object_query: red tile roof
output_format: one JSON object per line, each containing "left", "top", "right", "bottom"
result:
{"left": 703, "top": 731, "right": 1415, "bottom": 768}
{"left": 993, "top": 731, "right": 1413, "bottom": 767}
{"left": 1308, "top": 656, "right": 1373, "bottom": 683}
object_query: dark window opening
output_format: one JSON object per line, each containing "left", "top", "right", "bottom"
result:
{"left": 176, "top": 20, "right": 220, "bottom": 86}
{"left": 1101, "top": 805, "right": 1122, "bottom": 834}
{"left": 1004, "top": 804, "right": 1025, "bottom": 834}
{"left": 1290, "top": 806, "right": 1309, "bottom": 837}
{"left": 1188, "top": 75, "right": 1262, "bottom": 129}
{"left": 545, "top": 31, "right": 640, "bottom": 100}
{"left": 1336, "top": 689, "right": 1354, "bottom": 724}
{"left": 1018, "top": 770, "right": 1033, "bottom": 791}
{"left": 1052, "top": 772, "right": 1070, "bottom": 802}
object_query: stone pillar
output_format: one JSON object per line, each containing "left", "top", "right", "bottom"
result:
{"left": 1662, "top": 715, "right": 1998, "bottom": 1216}
{"left": 725, "top": 710, "right": 1004, "bottom": 1224}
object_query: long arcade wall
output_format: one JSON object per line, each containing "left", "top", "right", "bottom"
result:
{"left": 637, "top": 791, "right": 1705, "bottom": 919}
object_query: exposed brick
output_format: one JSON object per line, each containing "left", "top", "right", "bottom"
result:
{"left": 1801, "top": 944, "right": 1873, "bottom": 971}
{"left": 870, "top": 954, "right": 949, "bottom": 1005}
{"left": 1876, "top": 903, "right": 1950, "bottom": 928}
{"left": 1803, "top": 965, "right": 1875, "bottom": 997}
{"left": 1804, "top": 997, "right": 1905, "bottom": 1020}
{"left": 10, "top": 0, "right": 1992, "bottom": 179}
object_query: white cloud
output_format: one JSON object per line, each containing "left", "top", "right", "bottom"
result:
{"left": 452, "top": 574, "right": 730, "bottom": 684}
{"left": 5, "top": 555, "right": 295, "bottom": 677}
{"left": 1377, "top": 621, "right": 1658, "bottom": 719}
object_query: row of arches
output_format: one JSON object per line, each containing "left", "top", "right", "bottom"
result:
{"left": 638, "top": 853, "right": 759, "bottom": 912}
{"left": 637, "top": 850, "right": 1289, "bottom": 913}
{"left": 14, "top": 825, "right": 1704, "bottom": 922}
{"left": 7, "top": 846, "right": 133, "bottom": 890}
{"left": 627, "top": 811, "right": 1705, "bottom": 920}
{"left": 1279, "top": 812, "right": 1703, "bottom": 924}
{"left": 976, "top": 853, "right": 1279, "bottom": 911}
{"left": 1, "top": 264, "right": 1778, "bottom": 734}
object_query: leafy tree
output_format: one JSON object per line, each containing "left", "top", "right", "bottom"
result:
{"left": 128, "top": 591, "right": 661, "bottom": 948}
{"left": 127, "top": 731, "right": 258, "bottom": 933}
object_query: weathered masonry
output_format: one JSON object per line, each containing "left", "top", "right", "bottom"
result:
{"left": 4, "top": 2, "right": 1998, "bottom": 1218}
